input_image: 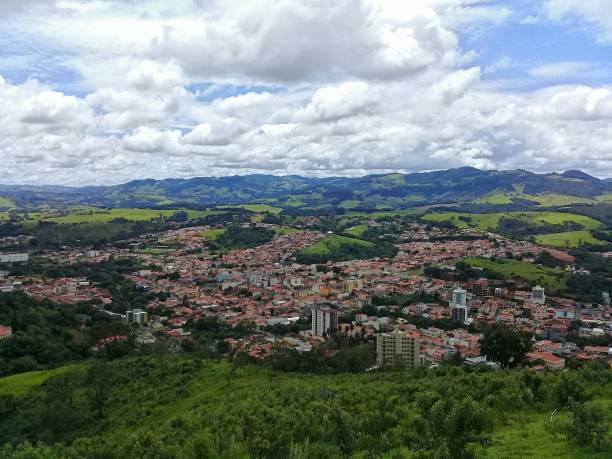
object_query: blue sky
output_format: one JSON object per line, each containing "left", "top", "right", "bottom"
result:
{"left": 1, "top": 0, "right": 612, "bottom": 185}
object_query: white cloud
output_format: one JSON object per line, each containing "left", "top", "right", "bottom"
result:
{"left": 528, "top": 61, "right": 597, "bottom": 80}
{"left": 543, "top": 0, "right": 612, "bottom": 43}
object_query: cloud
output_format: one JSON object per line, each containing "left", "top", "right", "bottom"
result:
{"left": 528, "top": 61, "right": 599, "bottom": 80}
{"left": 543, "top": 0, "right": 612, "bottom": 43}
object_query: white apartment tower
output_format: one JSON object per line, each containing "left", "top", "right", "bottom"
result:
{"left": 311, "top": 306, "right": 338, "bottom": 336}
{"left": 531, "top": 285, "right": 546, "bottom": 305}
{"left": 451, "top": 287, "right": 470, "bottom": 324}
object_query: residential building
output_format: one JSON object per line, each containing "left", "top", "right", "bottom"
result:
{"left": 376, "top": 330, "right": 421, "bottom": 368}
{"left": 603, "top": 291, "right": 610, "bottom": 308}
{"left": 527, "top": 351, "right": 565, "bottom": 370}
{"left": 311, "top": 306, "right": 338, "bottom": 336}
{"left": 0, "top": 253, "right": 28, "bottom": 264}
{"left": 0, "top": 325, "right": 11, "bottom": 339}
{"left": 451, "top": 287, "right": 470, "bottom": 324}
{"left": 344, "top": 278, "right": 363, "bottom": 293}
{"left": 531, "top": 285, "right": 546, "bottom": 305}
{"left": 126, "top": 308, "right": 148, "bottom": 326}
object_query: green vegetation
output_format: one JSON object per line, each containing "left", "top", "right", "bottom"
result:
{"left": 536, "top": 231, "right": 608, "bottom": 248}
{"left": 0, "top": 197, "right": 16, "bottom": 209}
{"left": 464, "top": 257, "right": 568, "bottom": 293}
{"left": 0, "top": 366, "right": 80, "bottom": 396}
{"left": 199, "top": 228, "right": 226, "bottom": 239}
{"left": 297, "top": 234, "right": 398, "bottom": 264}
{"left": 209, "top": 225, "right": 275, "bottom": 250}
{"left": 0, "top": 357, "right": 610, "bottom": 458}
{"left": 38, "top": 208, "right": 215, "bottom": 225}
{"left": 345, "top": 223, "right": 369, "bottom": 236}
{"left": 478, "top": 324, "right": 533, "bottom": 369}
{"left": 223, "top": 204, "right": 283, "bottom": 214}
{"left": 473, "top": 189, "right": 599, "bottom": 207}
{"left": 422, "top": 211, "right": 602, "bottom": 232}
{"left": 0, "top": 294, "right": 92, "bottom": 376}
{"left": 272, "top": 226, "right": 298, "bottom": 235}
{"left": 478, "top": 411, "right": 611, "bottom": 459}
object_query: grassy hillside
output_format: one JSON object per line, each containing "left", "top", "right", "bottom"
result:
{"left": 39, "top": 208, "right": 216, "bottom": 224}
{"left": 422, "top": 211, "right": 603, "bottom": 232}
{"left": 0, "top": 366, "right": 81, "bottom": 396}
{"left": 0, "top": 357, "right": 610, "bottom": 458}
{"left": 536, "top": 231, "right": 608, "bottom": 248}
{"left": 0, "top": 197, "right": 16, "bottom": 209}
{"left": 464, "top": 257, "right": 568, "bottom": 293}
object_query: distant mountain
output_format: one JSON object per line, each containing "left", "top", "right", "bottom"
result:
{"left": 2, "top": 167, "right": 611, "bottom": 209}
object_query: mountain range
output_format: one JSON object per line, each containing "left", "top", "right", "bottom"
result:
{"left": 1, "top": 167, "right": 611, "bottom": 209}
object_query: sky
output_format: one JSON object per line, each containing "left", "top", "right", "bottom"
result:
{"left": 1, "top": 0, "right": 612, "bottom": 185}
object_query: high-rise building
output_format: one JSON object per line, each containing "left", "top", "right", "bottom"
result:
{"left": 602, "top": 291, "right": 610, "bottom": 308}
{"left": 126, "top": 308, "right": 148, "bottom": 326}
{"left": 451, "top": 287, "right": 470, "bottom": 324}
{"left": 452, "top": 287, "right": 467, "bottom": 307}
{"left": 311, "top": 306, "right": 338, "bottom": 336}
{"left": 376, "top": 330, "right": 421, "bottom": 368}
{"left": 531, "top": 285, "right": 546, "bottom": 305}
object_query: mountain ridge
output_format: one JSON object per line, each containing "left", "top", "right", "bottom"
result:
{"left": 1, "top": 167, "right": 611, "bottom": 208}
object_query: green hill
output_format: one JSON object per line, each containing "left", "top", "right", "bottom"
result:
{"left": 296, "top": 234, "right": 391, "bottom": 263}
{"left": 0, "top": 357, "right": 610, "bottom": 458}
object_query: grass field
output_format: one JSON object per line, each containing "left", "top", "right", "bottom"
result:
{"left": 223, "top": 204, "right": 283, "bottom": 214}
{"left": 346, "top": 224, "right": 369, "bottom": 236}
{"left": 199, "top": 228, "right": 226, "bottom": 239}
{"left": 472, "top": 187, "right": 599, "bottom": 207}
{"left": 0, "top": 365, "right": 81, "bottom": 396}
{"left": 535, "top": 231, "right": 608, "bottom": 248}
{"left": 37, "top": 208, "right": 217, "bottom": 224}
{"left": 422, "top": 211, "right": 603, "bottom": 232}
{"left": 0, "top": 196, "right": 16, "bottom": 209}
{"left": 346, "top": 209, "right": 422, "bottom": 218}
{"left": 272, "top": 226, "right": 299, "bottom": 235}
{"left": 299, "top": 234, "right": 374, "bottom": 256}
{"left": 476, "top": 411, "right": 611, "bottom": 459}
{"left": 464, "top": 257, "right": 568, "bottom": 293}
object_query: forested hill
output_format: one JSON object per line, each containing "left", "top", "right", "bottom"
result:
{"left": 1, "top": 167, "right": 612, "bottom": 208}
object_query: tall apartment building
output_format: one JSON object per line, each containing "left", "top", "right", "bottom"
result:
{"left": 311, "top": 306, "right": 338, "bottom": 336}
{"left": 376, "top": 330, "right": 421, "bottom": 368}
{"left": 451, "top": 287, "right": 470, "bottom": 324}
{"left": 603, "top": 291, "right": 610, "bottom": 308}
{"left": 531, "top": 285, "right": 546, "bottom": 305}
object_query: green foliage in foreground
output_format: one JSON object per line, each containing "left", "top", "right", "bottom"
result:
{"left": 0, "top": 357, "right": 610, "bottom": 459}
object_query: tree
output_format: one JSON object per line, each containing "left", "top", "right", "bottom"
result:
{"left": 478, "top": 323, "right": 533, "bottom": 369}
{"left": 564, "top": 401, "right": 609, "bottom": 451}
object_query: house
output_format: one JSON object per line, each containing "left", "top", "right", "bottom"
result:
{"left": 0, "top": 325, "right": 12, "bottom": 339}
{"left": 527, "top": 351, "right": 565, "bottom": 370}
